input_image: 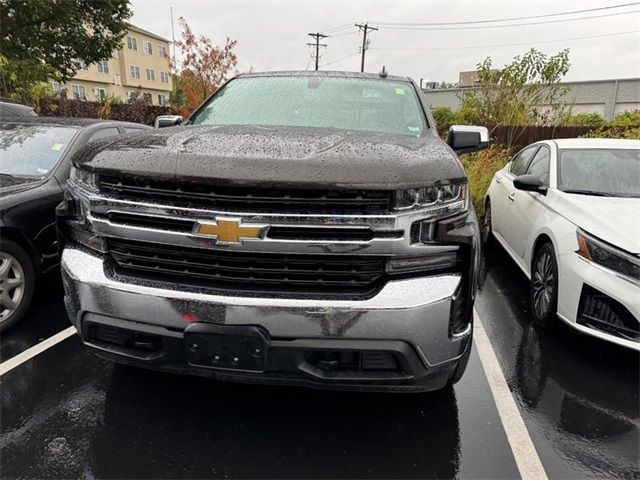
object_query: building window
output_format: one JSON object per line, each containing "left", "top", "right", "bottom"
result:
{"left": 158, "top": 45, "right": 168, "bottom": 58}
{"left": 143, "top": 92, "right": 152, "bottom": 104}
{"left": 158, "top": 94, "right": 167, "bottom": 106}
{"left": 145, "top": 68, "right": 155, "bottom": 81}
{"left": 50, "top": 82, "right": 61, "bottom": 93}
{"left": 97, "top": 59, "right": 109, "bottom": 74}
{"left": 127, "top": 36, "right": 138, "bottom": 50}
{"left": 71, "top": 84, "right": 86, "bottom": 100}
{"left": 160, "top": 71, "right": 169, "bottom": 83}
{"left": 143, "top": 41, "right": 153, "bottom": 55}
{"left": 95, "top": 88, "right": 106, "bottom": 101}
{"left": 130, "top": 65, "right": 140, "bottom": 79}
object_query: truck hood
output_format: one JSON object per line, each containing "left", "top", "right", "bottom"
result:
{"left": 72, "top": 125, "right": 465, "bottom": 189}
{"left": 556, "top": 193, "right": 640, "bottom": 254}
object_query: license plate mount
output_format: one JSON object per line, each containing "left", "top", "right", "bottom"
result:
{"left": 184, "top": 324, "right": 268, "bottom": 372}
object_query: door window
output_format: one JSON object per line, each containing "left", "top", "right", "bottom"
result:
{"left": 88, "top": 127, "right": 120, "bottom": 142}
{"left": 510, "top": 146, "right": 537, "bottom": 176}
{"left": 525, "top": 146, "right": 550, "bottom": 185}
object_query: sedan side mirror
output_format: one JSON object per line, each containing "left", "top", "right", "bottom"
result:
{"left": 447, "top": 125, "right": 489, "bottom": 155}
{"left": 154, "top": 115, "right": 183, "bottom": 128}
{"left": 514, "top": 174, "right": 547, "bottom": 194}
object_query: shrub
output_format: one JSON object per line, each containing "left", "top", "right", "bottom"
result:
{"left": 431, "top": 106, "right": 459, "bottom": 132}
{"left": 565, "top": 112, "right": 607, "bottom": 127}
{"left": 611, "top": 109, "right": 640, "bottom": 127}
{"left": 459, "top": 146, "right": 513, "bottom": 217}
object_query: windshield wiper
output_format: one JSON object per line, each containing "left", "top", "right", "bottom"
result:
{"left": 563, "top": 189, "right": 615, "bottom": 197}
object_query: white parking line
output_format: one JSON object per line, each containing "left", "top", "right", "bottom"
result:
{"left": 473, "top": 310, "right": 548, "bottom": 480}
{"left": 0, "top": 326, "right": 76, "bottom": 376}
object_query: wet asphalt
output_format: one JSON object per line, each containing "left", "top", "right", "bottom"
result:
{"left": 0, "top": 245, "right": 638, "bottom": 479}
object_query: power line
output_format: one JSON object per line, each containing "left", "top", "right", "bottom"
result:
{"left": 320, "top": 52, "right": 360, "bottom": 68}
{"left": 307, "top": 32, "right": 328, "bottom": 71}
{"left": 370, "top": 30, "right": 639, "bottom": 51}
{"left": 377, "top": 10, "right": 639, "bottom": 31}
{"left": 355, "top": 23, "right": 378, "bottom": 72}
{"left": 322, "top": 22, "right": 353, "bottom": 33}
{"left": 371, "top": 1, "right": 640, "bottom": 26}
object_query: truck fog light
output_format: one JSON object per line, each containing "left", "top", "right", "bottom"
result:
{"left": 410, "top": 221, "right": 436, "bottom": 243}
{"left": 387, "top": 251, "right": 458, "bottom": 274}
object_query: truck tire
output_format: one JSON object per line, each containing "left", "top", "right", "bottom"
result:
{"left": 0, "top": 240, "right": 35, "bottom": 331}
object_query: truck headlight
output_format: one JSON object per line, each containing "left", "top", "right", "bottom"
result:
{"left": 70, "top": 166, "right": 97, "bottom": 191}
{"left": 577, "top": 229, "right": 640, "bottom": 284}
{"left": 393, "top": 184, "right": 467, "bottom": 211}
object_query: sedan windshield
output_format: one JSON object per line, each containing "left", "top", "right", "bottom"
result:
{"left": 190, "top": 76, "right": 425, "bottom": 136}
{"left": 558, "top": 148, "right": 639, "bottom": 197}
{"left": 0, "top": 124, "right": 78, "bottom": 177}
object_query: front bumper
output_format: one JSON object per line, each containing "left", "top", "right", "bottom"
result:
{"left": 61, "top": 247, "right": 472, "bottom": 392}
{"left": 558, "top": 251, "right": 639, "bottom": 351}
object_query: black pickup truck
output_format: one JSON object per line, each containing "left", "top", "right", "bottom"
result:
{"left": 58, "top": 71, "right": 488, "bottom": 392}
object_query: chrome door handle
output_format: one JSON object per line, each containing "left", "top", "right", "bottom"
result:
{"left": 508, "top": 193, "right": 516, "bottom": 202}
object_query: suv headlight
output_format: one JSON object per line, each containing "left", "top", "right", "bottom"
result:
{"left": 393, "top": 184, "right": 467, "bottom": 211}
{"left": 70, "top": 166, "right": 97, "bottom": 191}
{"left": 577, "top": 229, "right": 640, "bottom": 284}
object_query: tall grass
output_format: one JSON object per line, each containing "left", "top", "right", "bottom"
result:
{"left": 460, "top": 146, "right": 513, "bottom": 218}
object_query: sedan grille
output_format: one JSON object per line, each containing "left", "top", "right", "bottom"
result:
{"left": 107, "top": 238, "right": 387, "bottom": 298}
{"left": 98, "top": 175, "right": 392, "bottom": 214}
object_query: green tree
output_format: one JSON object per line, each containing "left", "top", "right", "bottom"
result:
{"left": 460, "top": 48, "right": 571, "bottom": 147}
{"left": 0, "top": 0, "right": 131, "bottom": 100}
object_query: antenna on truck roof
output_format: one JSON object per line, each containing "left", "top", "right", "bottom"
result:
{"left": 379, "top": 65, "right": 388, "bottom": 78}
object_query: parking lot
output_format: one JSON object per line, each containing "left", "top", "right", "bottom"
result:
{"left": 1, "top": 245, "right": 637, "bottom": 479}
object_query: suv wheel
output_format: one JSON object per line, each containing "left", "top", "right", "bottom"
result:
{"left": 0, "top": 240, "right": 35, "bottom": 331}
{"left": 481, "top": 200, "right": 494, "bottom": 252}
{"left": 530, "top": 242, "right": 558, "bottom": 327}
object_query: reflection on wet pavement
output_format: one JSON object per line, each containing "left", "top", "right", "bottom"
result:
{"left": 476, "top": 244, "right": 639, "bottom": 479}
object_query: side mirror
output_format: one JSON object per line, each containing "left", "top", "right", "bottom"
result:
{"left": 154, "top": 115, "right": 183, "bottom": 128}
{"left": 514, "top": 174, "right": 547, "bottom": 194}
{"left": 447, "top": 125, "right": 489, "bottom": 155}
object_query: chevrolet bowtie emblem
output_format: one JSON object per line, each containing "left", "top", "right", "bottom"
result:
{"left": 192, "top": 218, "right": 268, "bottom": 245}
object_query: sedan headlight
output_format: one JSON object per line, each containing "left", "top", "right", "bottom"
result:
{"left": 576, "top": 229, "right": 640, "bottom": 284}
{"left": 394, "top": 184, "right": 467, "bottom": 211}
{"left": 69, "top": 166, "right": 97, "bottom": 191}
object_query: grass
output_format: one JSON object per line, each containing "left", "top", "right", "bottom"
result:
{"left": 460, "top": 146, "right": 513, "bottom": 218}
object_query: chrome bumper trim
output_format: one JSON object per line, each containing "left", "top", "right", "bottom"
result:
{"left": 61, "top": 247, "right": 471, "bottom": 367}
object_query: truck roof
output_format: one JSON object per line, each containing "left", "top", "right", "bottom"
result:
{"left": 238, "top": 70, "right": 414, "bottom": 83}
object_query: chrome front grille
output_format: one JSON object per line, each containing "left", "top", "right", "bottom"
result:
{"left": 98, "top": 175, "right": 393, "bottom": 214}
{"left": 107, "top": 238, "right": 387, "bottom": 298}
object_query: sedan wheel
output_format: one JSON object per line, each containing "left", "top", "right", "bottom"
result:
{"left": 530, "top": 242, "right": 558, "bottom": 327}
{"left": 0, "top": 241, "right": 35, "bottom": 331}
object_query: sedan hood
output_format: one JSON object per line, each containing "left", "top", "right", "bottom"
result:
{"left": 0, "top": 176, "right": 44, "bottom": 197}
{"left": 73, "top": 125, "right": 465, "bottom": 189}
{"left": 557, "top": 193, "right": 640, "bottom": 254}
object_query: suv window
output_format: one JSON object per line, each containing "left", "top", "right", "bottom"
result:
{"left": 510, "top": 146, "right": 537, "bottom": 176}
{"left": 88, "top": 127, "right": 120, "bottom": 142}
{"left": 525, "top": 146, "right": 550, "bottom": 185}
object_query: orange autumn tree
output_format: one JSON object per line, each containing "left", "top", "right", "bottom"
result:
{"left": 172, "top": 17, "right": 238, "bottom": 116}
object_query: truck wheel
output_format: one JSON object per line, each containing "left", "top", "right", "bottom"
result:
{"left": 530, "top": 242, "right": 558, "bottom": 328}
{"left": 0, "top": 240, "right": 35, "bottom": 332}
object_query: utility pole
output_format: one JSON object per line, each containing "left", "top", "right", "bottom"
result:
{"left": 355, "top": 23, "right": 378, "bottom": 73}
{"left": 307, "top": 32, "right": 328, "bottom": 71}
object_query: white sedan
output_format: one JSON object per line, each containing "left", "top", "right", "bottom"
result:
{"left": 484, "top": 138, "right": 639, "bottom": 351}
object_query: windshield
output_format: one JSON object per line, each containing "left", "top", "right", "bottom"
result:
{"left": 558, "top": 148, "right": 639, "bottom": 197}
{"left": 190, "top": 76, "right": 425, "bottom": 136}
{"left": 0, "top": 124, "right": 78, "bottom": 177}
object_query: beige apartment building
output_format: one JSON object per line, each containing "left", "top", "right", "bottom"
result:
{"left": 56, "top": 25, "right": 173, "bottom": 106}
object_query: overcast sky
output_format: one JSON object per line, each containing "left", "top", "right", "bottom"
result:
{"left": 129, "top": 0, "right": 640, "bottom": 84}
